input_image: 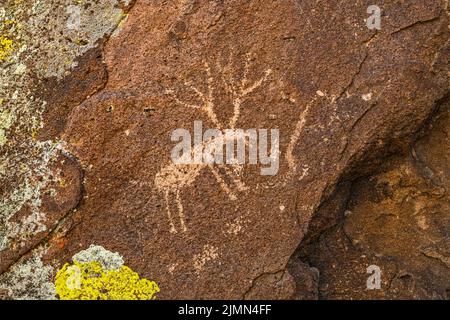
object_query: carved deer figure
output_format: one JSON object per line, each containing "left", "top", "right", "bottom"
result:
{"left": 155, "top": 54, "right": 272, "bottom": 233}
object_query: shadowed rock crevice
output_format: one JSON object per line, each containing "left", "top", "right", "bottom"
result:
{"left": 290, "top": 97, "right": 450, "bottom": 299}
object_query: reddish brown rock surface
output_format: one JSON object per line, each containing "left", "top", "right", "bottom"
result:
{"left": 0, "top": 0, "right": 448, "bottom": 299}
{"left": 295, "top": 100, "right": 450, "bottom": 299}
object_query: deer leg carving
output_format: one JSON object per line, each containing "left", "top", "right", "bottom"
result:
{"left": 164, "top": 189, "right": 177, "bottom": 234}
{"left": 175, "top": 189, "right": 187, "bottom": 232}
{"left": 208, "top": 164, "right": 238, "bottom": 201}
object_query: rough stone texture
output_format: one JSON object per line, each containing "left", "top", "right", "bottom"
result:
{"left": 0, "top": 0, "right": 448, "bottom": 299}
{"left": 295, "top": 100, "right": 450, "bottom": 299}
{"left": 0, "top": 0, "right": 133, "bottom": 277}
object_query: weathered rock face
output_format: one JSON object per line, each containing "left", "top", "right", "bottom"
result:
{"left": 295, "top": 100, "right": 449, "bottom": 299}
{"left": 0, "top": 0, "right": 448, "bottom": 299}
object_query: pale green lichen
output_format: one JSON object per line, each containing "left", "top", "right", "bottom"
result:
{"left": 0, "top": 246, "right": 56, "bottom": 300}
{"left": 72, "top": 245, "right": 125, "bottom": 270}
{"left": 0, "top": 109, "right": 14, "bottom": 146}
{"left": 0, "top": 140, "right": 61, "bottom": 251}
{"left": 26, "top": 0, "right": 127, "bottom": 79}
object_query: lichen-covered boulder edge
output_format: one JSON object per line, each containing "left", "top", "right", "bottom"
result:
{"left": 0, "top": 0, "right": 448, "bottom": 299}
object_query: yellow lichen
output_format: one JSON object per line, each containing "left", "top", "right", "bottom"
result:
{"left": 0, "top": 36, "right": 13, "bottom": 61}
{"left": 31, "top": 129, "right": 38, "bottom": 140}
{"left": 58, "top": 179, "right": 66, "bottom": 188}
{"left": 55, "top": 261, "right": 160, "bottom": 300}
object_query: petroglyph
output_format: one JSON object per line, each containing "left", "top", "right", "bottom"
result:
{"left": 285, "top": 97, "right": 317, "bottom": 179}
{"left": 224, "top": 216, "right": 248, "bottom": 235}
{"left": 193, "top": 244, "right": 219, "bottom": 274}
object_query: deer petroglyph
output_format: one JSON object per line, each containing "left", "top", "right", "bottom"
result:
{"left": 155, "top": 54, "right": 272, "bottom": 234}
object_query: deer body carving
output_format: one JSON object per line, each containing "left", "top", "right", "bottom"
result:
{"left": 155, "top": 55, "right": 272, "bottom": 233}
